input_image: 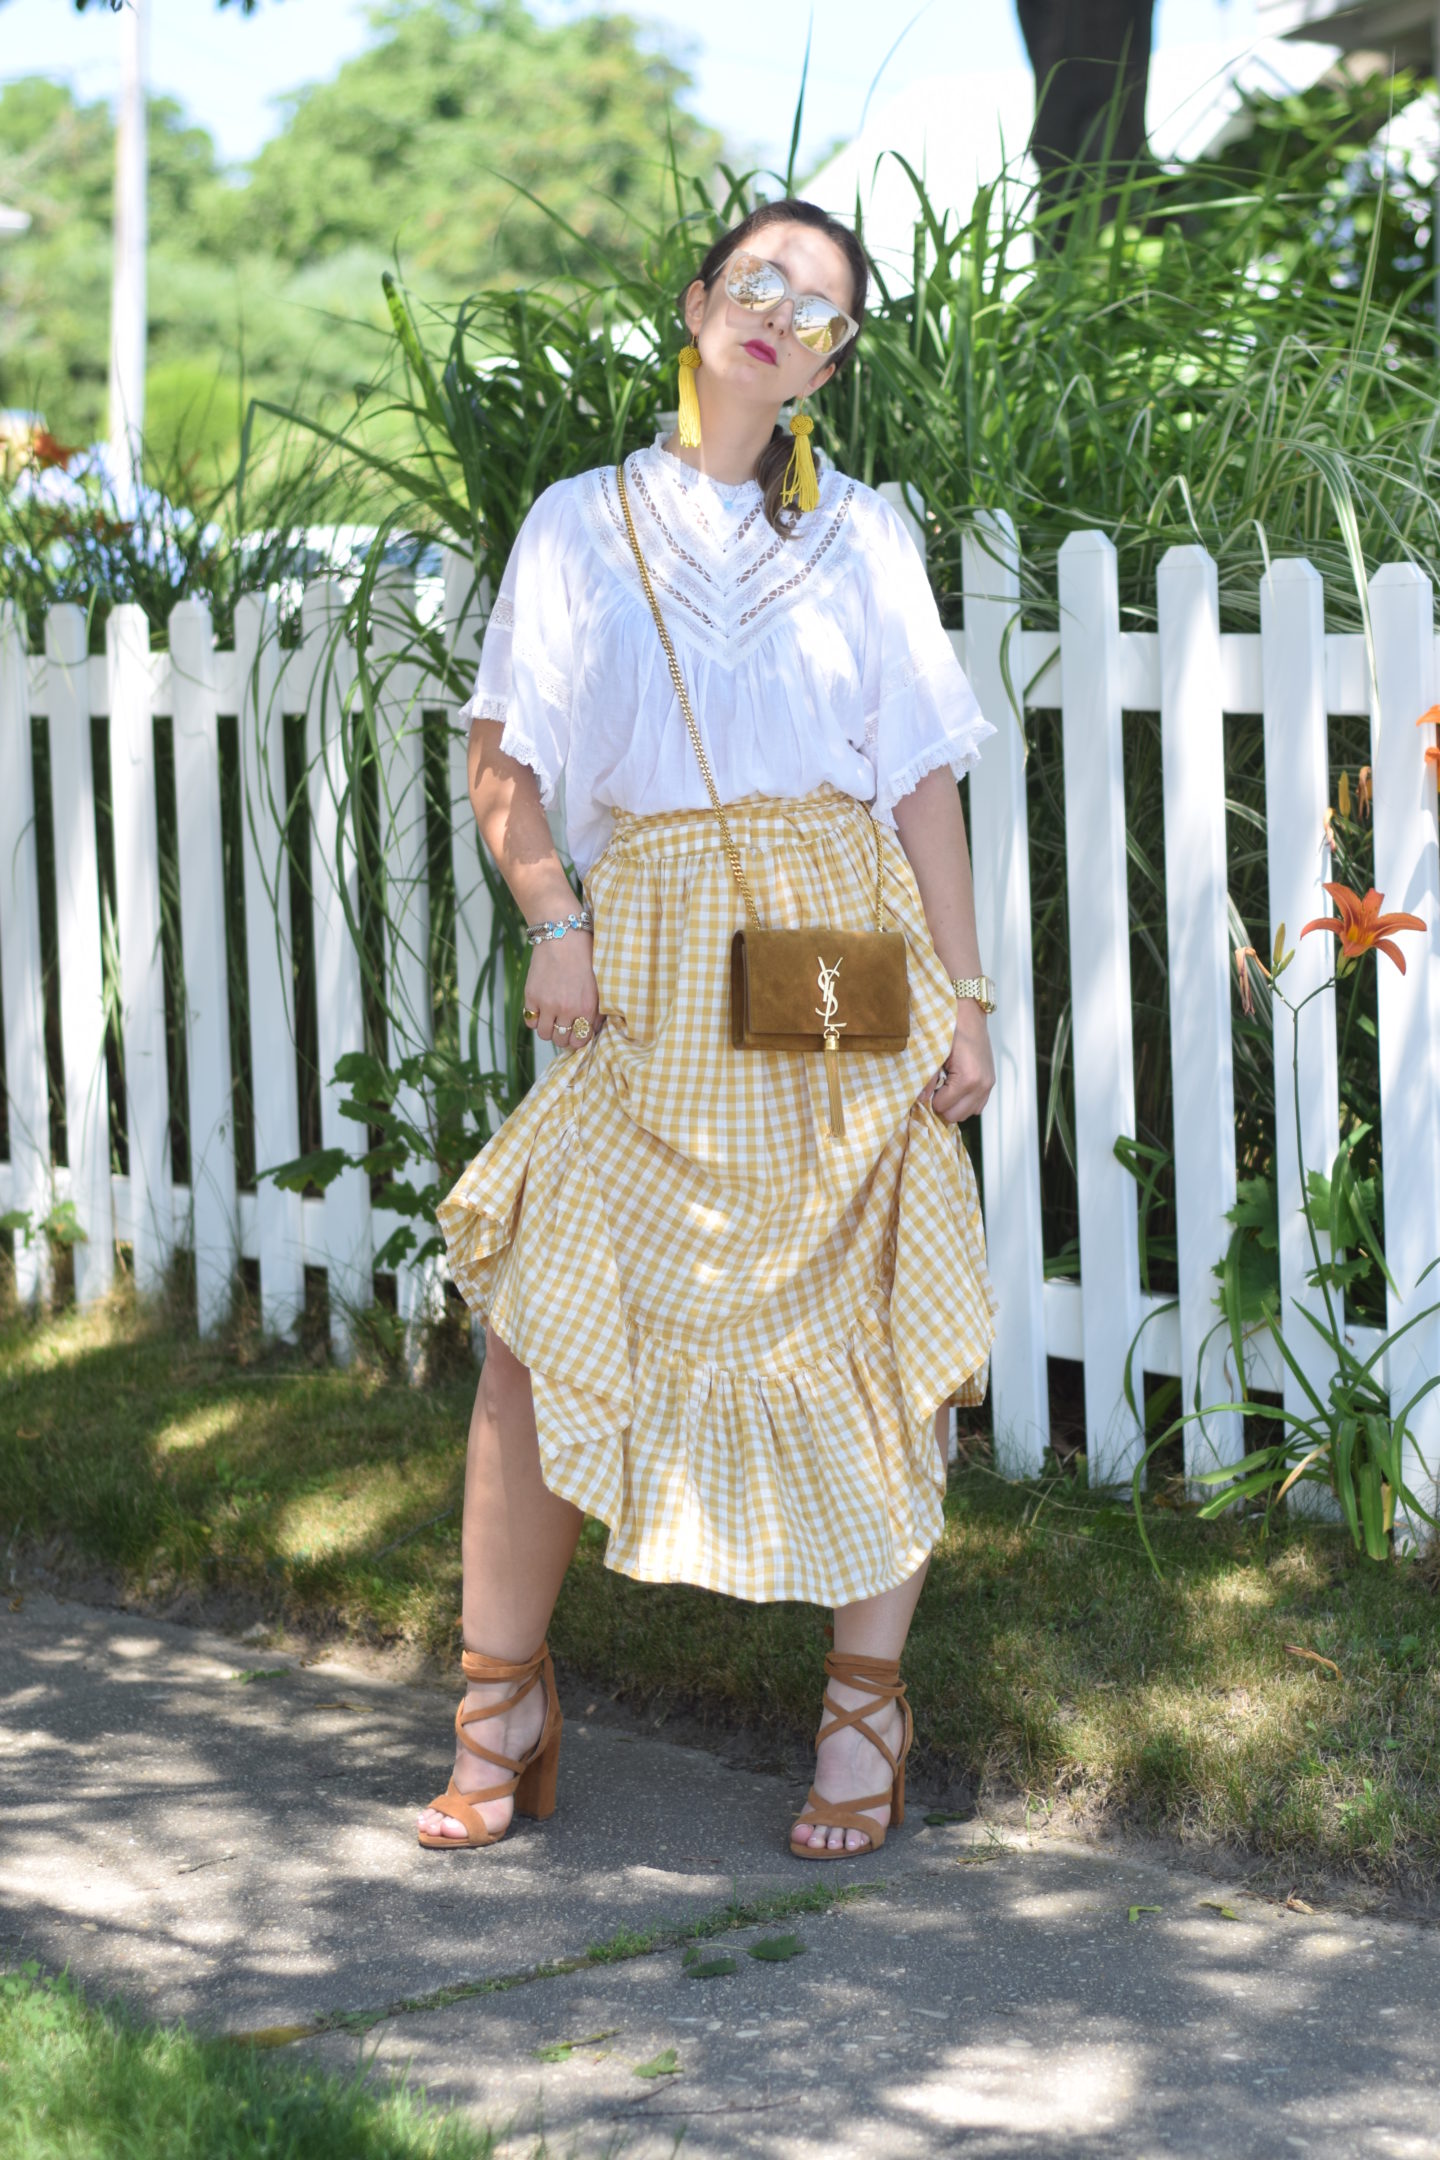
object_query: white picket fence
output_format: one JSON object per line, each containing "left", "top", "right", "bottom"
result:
{"left": 3, "top": 514, "right": 1439, "bottom": 1513}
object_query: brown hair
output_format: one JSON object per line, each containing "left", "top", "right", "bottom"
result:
{"left": 682, "top": 198, "right": 868, "bottom": 538}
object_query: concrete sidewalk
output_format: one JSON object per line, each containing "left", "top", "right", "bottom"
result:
{"left": 3, "top": 1593, "right": 1438, "bottom": 2157}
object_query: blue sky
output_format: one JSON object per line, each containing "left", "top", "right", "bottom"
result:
{"left": 4, "top": 0, "right": 1261, "bottom": 171}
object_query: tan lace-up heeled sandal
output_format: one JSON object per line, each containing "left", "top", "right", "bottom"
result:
{"left": 418, "top": 1643, "right": 563, "bottom": 1851}
{"left": 789, "top": 1650, "right": 914, "bottom": 1862}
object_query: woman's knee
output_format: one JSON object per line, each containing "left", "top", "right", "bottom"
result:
{"left": 478, "top": 1325, "right": 533, "bottom": 1418}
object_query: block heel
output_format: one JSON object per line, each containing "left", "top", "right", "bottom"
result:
{"left": 514, "top": 1720, "right": 562, "bottom": 1819}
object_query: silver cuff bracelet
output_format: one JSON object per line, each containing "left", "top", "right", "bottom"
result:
{"left": 524, "top": 907, "right": 594, "bottom": 947}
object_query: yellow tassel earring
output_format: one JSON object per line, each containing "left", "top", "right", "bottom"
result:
{"left": 780, "top": 410, "right": 820, "bottom": 514}
{"left": 677, "top": 343, "right": 702, "bottom": 449}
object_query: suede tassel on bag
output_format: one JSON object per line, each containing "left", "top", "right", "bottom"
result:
{"left": 677, "top": 344, "right": 702, "bottom": 449}
{"left": 823, "top": 1032, "right": 846, "bottom": 1138}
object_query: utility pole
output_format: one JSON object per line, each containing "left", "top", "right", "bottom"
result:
{"left": 107, "top": 0, "right": 147, "bottom": 520}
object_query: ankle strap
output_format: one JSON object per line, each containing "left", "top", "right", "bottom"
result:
{"left": 461, "top": 1641, "right": 549, "bottom": 1684}
{"left": 824, "top": 1650, "right": 904, "bottom": 1697}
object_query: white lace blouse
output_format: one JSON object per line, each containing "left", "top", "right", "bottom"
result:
{"left": 459, "top": 442, "right": 994, "bottom": 878}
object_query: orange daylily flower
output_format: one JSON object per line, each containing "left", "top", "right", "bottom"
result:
{"left": 1337, "top": 771, "right": 1351, "bottom": 819}
{"left": 1356, "top": 765, "right": 1372, "bottom": 820}
{"left": 1301, "top": 882, "right": 1426, "bottom": 973}
{"left": 29, "top": 428, "right": 79, "bottom": 471}
{"left": 1418, "top": 709, "right": 1440, "bottom": 791}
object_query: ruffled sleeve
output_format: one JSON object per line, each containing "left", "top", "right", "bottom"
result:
{"left": 459, "top": 480, "right": 575, "bottom": 807}
{"left": 861, "top": 495, "right": 995, "bottom": 821}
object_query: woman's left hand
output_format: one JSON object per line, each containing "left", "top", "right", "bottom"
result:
{"left": 925, "top": 1001, "right": 995, "bottom": 1125}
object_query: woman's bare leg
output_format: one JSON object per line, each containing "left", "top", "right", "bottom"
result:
{"left": 793, "top": 1414, "right": 949, "bottom": 1853}
{"left": 789, "top": 1560, "right": 929, "bottom": 1853}
{"left": 417, "top": 1327, "right": 583, "bottom": 1841}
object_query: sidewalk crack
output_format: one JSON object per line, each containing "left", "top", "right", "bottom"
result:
{"left": 227, "top": 1878, "right": 881, "bottom": 2049}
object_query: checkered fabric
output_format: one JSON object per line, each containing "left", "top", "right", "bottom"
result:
{"left": 437, "top": 788, "right": 997, "bottom": 1606}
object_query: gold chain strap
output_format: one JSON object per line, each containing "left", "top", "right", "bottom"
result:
{"left": 615, "top": 461, "right": 883, "bottom": 934}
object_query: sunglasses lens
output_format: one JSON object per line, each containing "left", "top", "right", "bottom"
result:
{"left": 726, "top": 252, "right": 786, "bottom": 310}
{"left": 792, "top": 303, "right": 849, "bottom": 354}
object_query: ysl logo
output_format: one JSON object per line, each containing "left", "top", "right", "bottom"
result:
{"left": 815, "top": 955, "right": 846, "bottom": 1043}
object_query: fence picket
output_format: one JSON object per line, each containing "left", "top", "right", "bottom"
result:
{"left": 962, "top": 513, "right": 1049, "bottom": 1473}
{"left": 44, "top": 605, "right": 114, "bottom": 1303}
{"left": 1368, "top": 564, "right": 1440, "bottom": 1529}
{"left": 1260, "top": 560, "right": 1341, "bottom": 1517}
{"left": 1057, "top": 533, "right": 1144, "bottom": 1483}
{"left": 303, "top": 580, "right": 372, "bottom": 1359}
{"left": 370, "top": 578, "right": 441, "bottom": 1338}
{"left": 108, "top": 604, "right": 172, "bottom": 1291}
{"left": 234, "top": 592, "right": 305, "bottom": 1335}
{"left": 1156, "top": 546, "right": 1242, "bottom": 1481}
{"left": 0, "top": 603, "right": 52, "bottom": 1302}
{"left": 169, "top": 600, "right": 239, "bottom": 1331}
{"left": 440, "top": 548, "right": 499, "bottom": 1069}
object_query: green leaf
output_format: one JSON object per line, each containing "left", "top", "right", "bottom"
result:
{"left": 1200, "top": 1901, "right": 1240, "bottom": 1920}
{"left": 333, "top": 1051, "right": 399, "bottom": 1104}
{"left": 40, "top": 1200, "right": 87, "bottom": 1248}
{"left": 1226, "top": 1174, "right": 1279, "bottom": 1251}
{"left": 632, "top": 2048, "right": 680, "bottom": 2079}
{"left": 263, "top": 1147, "right": 349, "bottom": 1195}
{"left": 1332, "top": 1134, "right": 1398, "bottom": 1296}
{"left": 747, "top": 1935, "right": 806, "bottom": 1962}
{"left": 1128, "top": 1905, "right": 1162, "bottom": 1924}
{"left": 371, "top": 1226, "right": 419, "bottom": 1272}
{"left": 686, "top": 1957, "right": 737, "bottom": 1979}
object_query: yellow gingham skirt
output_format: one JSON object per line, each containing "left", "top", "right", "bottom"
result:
{"left": 437, "top": 788, "right": 997, "bottom": 1606}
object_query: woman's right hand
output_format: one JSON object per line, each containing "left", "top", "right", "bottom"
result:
{"left": 523, "top": 934, "right": 602, "bottom": 1048}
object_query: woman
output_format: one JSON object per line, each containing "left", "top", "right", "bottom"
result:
{"left": 419, "top": 198, "right": 998, "bottom": 1861}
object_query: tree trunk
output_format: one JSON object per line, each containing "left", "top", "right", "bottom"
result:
{"left": 1015, "top": 0, "right": 1154, "bottom": 231}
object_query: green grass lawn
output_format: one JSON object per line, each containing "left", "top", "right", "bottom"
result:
{"left": 0, "top": 1963, "right": 493, "bottom": 2160}
{"left": 3, "top": 1290, "right": 1439, "bottom": 1891}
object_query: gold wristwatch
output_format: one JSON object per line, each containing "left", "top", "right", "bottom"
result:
{"left": 951, "top": 974, "right": 997, "bottom": 1014}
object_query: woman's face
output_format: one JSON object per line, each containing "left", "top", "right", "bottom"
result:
{"left": 682, "top": 221, "right": 856, "bottom": 411}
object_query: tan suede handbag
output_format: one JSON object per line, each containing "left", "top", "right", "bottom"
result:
{"left": 616, "top": 461, "right": 910, "bottom": 1137}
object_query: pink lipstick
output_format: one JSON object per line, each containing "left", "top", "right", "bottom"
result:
{"left": 743, "top": 338, "right": 777, "bottom": 365}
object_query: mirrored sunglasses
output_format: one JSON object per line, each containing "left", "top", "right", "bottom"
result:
{"left": 722, "top": 249, "right": 859, "bottom": 357}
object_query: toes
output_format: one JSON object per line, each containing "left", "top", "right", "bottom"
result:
{"left": 417, "top": 1809, "right": 466, "bottom": 1840}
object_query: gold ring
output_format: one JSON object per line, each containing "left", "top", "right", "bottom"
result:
{"left": 554, "top": 1020, "right": 573, "bottom": 1035}
{"left": 523, "top": 1006, "right": 539, "bottom": 1027}
{"left": 571, "top": 1016, "right": 593, "bottom": 1042}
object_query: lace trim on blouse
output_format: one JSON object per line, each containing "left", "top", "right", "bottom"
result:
{"left": 583, "top": 447, "right": 861, "bottom": 666}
